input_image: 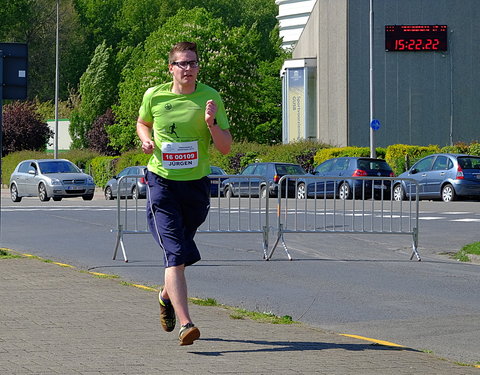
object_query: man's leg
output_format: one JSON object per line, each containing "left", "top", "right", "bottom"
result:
{"left": 162, "top": 264, "right": 192, "bottom": 326}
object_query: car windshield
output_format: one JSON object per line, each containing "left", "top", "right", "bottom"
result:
{"left": 458, "top": 157, "right": 480, "bottom": 169}
{"left": 38, "top": 161, "right": 80, "bottom": 174}
{"left": 210, "top": 166, "right": 225, "bottom": 175}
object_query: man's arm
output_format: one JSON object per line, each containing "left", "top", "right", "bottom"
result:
{"left": 136, "top": 117, "right": 155, "bottom": 154}
{"left": 205, "top": 100, "right": 232, "bottom": 155}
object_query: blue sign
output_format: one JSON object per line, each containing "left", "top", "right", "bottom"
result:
{"left": 370, "top": 119, "right": 381, "bottom": 131}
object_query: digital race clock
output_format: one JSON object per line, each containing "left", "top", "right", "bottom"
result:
{"left": 385, "top": 25, "right": 448, "bottom": 52}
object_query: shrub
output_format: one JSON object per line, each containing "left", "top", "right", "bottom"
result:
{"left": 440, "top": 142, "right": 470, "bottom": 154}
{"left": 90, "top": 156, "right": 118, "bottom": 188}
{"left": 468, "top": 142, "right": 480, "bottom": 156}
{"left": 113, "top": 149, "right": 151, "bottom": 174}
{"left": 385, "top": 144, "right": 440, "bottom": 175}
{"left": 2, "top": 101, "right": 53, "bottom": 156}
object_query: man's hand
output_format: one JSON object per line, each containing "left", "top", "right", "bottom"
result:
{"left": 205, "top": 99, "right": 217, "bottom": 127}
{"left": 141, "top": 140, "right": 155, "bottom": 154}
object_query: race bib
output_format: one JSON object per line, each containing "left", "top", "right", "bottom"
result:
{"left": 161, "top": 141, "right": 199, "bottom": 169}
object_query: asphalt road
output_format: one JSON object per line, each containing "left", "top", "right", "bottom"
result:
{"left": 1, "top": 189, "right": 479, "bottom": 365}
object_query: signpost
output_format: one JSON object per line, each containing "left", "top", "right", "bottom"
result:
{"left": 0, "top": 42, "right": 28, "bottom": 238}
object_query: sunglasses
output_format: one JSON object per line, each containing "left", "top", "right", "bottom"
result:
{"left": 171, "top": 60, "right": 199, "bottom": 69}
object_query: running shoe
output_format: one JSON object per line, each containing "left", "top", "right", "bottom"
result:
{"left": 178, "top": 323, "right": 200, "bottom": 346}
{"left": 158, "top": 288, "right": 176, "bottom": 332}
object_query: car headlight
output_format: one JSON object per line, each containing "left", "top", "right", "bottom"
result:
{"left": 50, "top": 178, "right": 62, "bottom": 185}
{"left": 86, "top": 177, "right": 94, "bottom": 184}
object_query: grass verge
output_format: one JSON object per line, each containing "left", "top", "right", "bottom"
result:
{"left": 190, "top": 297, "right": 297, "bottom": 324}
{"left": 453, "top": 242, "right": 480, "bottom": 262}
{"left": 0, "top": 248, "right": 22, "bottom": 259}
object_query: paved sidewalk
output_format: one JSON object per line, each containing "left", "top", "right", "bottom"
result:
{"left": 0, "top": 256, "right": 478, "bottom": 375}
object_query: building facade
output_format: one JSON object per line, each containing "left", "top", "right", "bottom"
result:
{"left": 283, "top": 0, "right": 480, "bottom": 148}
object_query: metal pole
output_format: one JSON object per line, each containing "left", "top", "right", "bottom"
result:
{"left": 54, "top": 0, "right": 59, "bottom": 159}
{"left": 369, "top": 0, "right": 376, "bottom": 158}
{"left": 0, "top": 49, "right": 3, "bottom": 239}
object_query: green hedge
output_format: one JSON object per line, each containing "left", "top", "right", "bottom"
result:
{"left": 384, "top": 144, "right": 440, "bottom": 175}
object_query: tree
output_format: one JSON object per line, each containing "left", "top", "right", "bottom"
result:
{"left": 251, "top": 28, "right": 291, "bottom": 144}
{"left": 0, "top": 0, "right": 90, "bottom": 101}
{"left": 73, "top": 0, "right": 124, "bottom": 50}
{"left": 70, "top": 41, "right": 117, "bottom": 148}
{"left": 110, "top": 8, "right": 261, "bottom": 151}
{"left": 2, "top": 101, "right": 53, "bottom": 156}
{"left": 86, "top": 108, "right": 118, "bottom": 156}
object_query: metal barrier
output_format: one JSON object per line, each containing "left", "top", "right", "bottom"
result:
{"left": 111, "top": 174, "right": 421, "bottom": 263}
{"left": 267, "top": 175, "right": 421, "bottom": 261}
{"left": 111, "top": 174, "right": 270, "bottom": 262}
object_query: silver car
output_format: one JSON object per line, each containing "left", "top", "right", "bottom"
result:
{"left": 104, "top": 166, "right": 147, "bottom": 200}
{"left": 9, "top": 159, "right": 96, "bottom": 202}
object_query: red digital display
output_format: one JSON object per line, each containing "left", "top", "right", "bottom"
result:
{"left": 385, "top": 25, "right": 448, "bottom": 51}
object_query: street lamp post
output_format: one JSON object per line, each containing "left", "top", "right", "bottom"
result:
{"left": 54, "top": 0, "right": 59, "bottom": 159}
{"left": 369, "top": 0, "right": 376, "bottom": 158}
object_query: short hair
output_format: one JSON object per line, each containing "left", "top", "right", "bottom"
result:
{"left": 169, "top": 42, "right": 198, "bottom": 64}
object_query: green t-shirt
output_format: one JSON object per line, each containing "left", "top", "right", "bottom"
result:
{"left": 138, "top": 82, "right": 229, "bottom": 181}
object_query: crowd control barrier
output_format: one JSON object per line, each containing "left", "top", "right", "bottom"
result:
{"left": 267, "top": 175, "right": 420, "bottom": 261}
{"left": 111, "top": 174, "right": 270, "bottom": 262}
{"left": 111, "top": 174, "right": 421, "bottom": 263}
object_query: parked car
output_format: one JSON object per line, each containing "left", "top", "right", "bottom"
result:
{"left": 9, "top": 159, "right": 95, "bottom": 202}
{"left": 393, "top": 153, "right": 480, "bottom": 202}
{"left": 299, "top": 157, "right": 395, "bottom": 200}
{"left": 104, "top": 166, "right": 147, "bottom": 200}
{"left": 221, "top": 162, "right": 307, "bottom": 198}
{"left": 209, "top": 166, "right": 227, "bottom": 197}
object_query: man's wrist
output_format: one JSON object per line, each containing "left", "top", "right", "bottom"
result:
{"left": 208, "top": 118, "right": 218, "bottom": 128}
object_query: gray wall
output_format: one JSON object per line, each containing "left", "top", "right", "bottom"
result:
{"left": 294, "top": 0, "right": 348, "bottom": 147}
{"left": 293, "top": 0, "right": 480, "bottom": 148}
{"left": 348, "top": 0, "right": 480, "bottom": 148}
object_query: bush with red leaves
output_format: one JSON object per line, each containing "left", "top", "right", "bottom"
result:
{"left": 2, "top": 101, "right": 53, "bottom": 156}
{"left": 86, "top": 108, "right": 118, "bottom": 156}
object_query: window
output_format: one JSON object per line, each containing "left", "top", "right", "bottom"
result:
{"left": 333, "top": 158, "right": 349, "bottom": 171}
{"left": 241, "top": 164, "right": 257, "bottom": 175}
{"left": 315, "top": 159, "right": 335, "bottom": 173}
{"left": 255, "top": 164, "right": 267, "bottom": 176}
{"left": 459, "top": 157, "right": 480, "bottom": 169}
{"left": 413, "top": 156, "right": 434, "bottom": 173}
{"left": 432, "top": 156, "right": 448, "bottom": 171}
{"left": 18, "top": 162, "right": 31, "bottom": 173}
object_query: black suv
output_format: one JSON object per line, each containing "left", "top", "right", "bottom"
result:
{"left": 221, "top": 162, "right": 307, "bottom": 198}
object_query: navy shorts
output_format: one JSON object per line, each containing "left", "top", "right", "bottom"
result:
{"left": 145, "top": 170, "right": 210, "bottom": 268}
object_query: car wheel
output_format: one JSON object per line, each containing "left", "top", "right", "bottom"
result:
{"left": 225, "top": 186, "right": 233, "bottom": 199}
{"left": 393, "top": 184, "right": 405, "bottom": 201}
{"left": 10, "top": 184, "right": 22, "bottom": 202}
{"left": 132, "top": 186, "right": 138, "bottom": 200}
{"left": 441, "top": 184, "right": 456, "bottom": 202}
{"left": 297, "top": 183, "right": 306, "bottom": 199}
{"left": 82, "top": 194, "right": 94, "bottom": 201}
{"left": 38, "top": 183, "right": 50, "bottom": 202}
{"left": 104, "top": 186, "right": 114, "bottom": 200}
{"left": 338, "top": 182, "right": 351, "bottom": 200}
{"left": 52, "top": 197, "right": 62, "bottom": 201}
{"left": 260, "top": 185, "right": 268, "bottom": 199}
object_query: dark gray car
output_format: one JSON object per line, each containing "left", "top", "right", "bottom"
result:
{"left": 104, "top": 166, "right": 147, "bottom": 200}
{"left": 221, "top": 162, "right": 307, "bottom": 198}
{"left": 9, "top": 159, "right": 96, "bottom": 202}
